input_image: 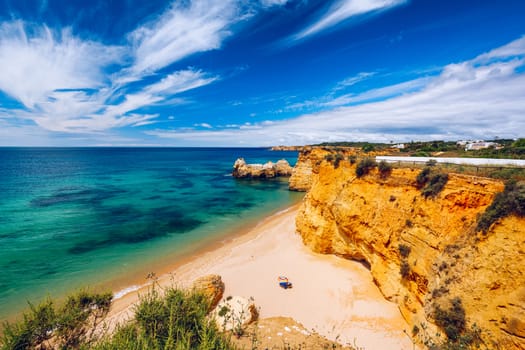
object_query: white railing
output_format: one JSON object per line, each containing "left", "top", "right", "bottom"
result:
{"left": 376, "top": 156, "right": 525, "bottom": 167}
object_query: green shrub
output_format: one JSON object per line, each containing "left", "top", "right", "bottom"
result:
{"left": 477, "top": 180, "right": 525, "bottom": 233}
{"left": 400, "top": 261, "right": 411, "bottom": 279}
{"left": 426, "top": 159, "right": 438, "bottom": 167}
{"left": 421, "top": 172, "right": 449, "bottom": 198}
{"left": 416, "top": 167, "right": 449, "bottom": 198}
{"left": 362, "top": 144, "right": 375, "bottom": 153}
{"left": 1, "top": 291, "right": 112, "bottom": 350}
{"left": 398, "top": 244, "right": 411, "bottom": 259}
{"left": 348, "top": 155, "right": 357, "bottom": 164}
{"left": 334, "top": 153, "right": 344, "bottom": 169}
{"left": 94, "top": 287, "right": 235, "bottom": 350}
{"left": 433, "top": 297, "right": 466, "bottom": 342}
{"left": 378, "top": 160, "right": 393, "bottom": 178}
{"left": 356, "top": 158, "right": 377, "bottom": 177}
{"left": 324, "top": 154, "right": 334, "bottom": 163}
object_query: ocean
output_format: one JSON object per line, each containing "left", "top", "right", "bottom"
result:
{"left": 0, "top": 147, "right": 302, "bottom": 320}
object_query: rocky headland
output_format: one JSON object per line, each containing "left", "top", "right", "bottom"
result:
{"left": 232, "top": 157, "right": 293, "bottom": 178}
{"left": 291, "top": 147, "right": 525, "bottom": 349}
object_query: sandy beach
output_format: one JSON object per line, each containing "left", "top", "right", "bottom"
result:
{"left": 107, "top": 205, "right": 415, "bottom": 349}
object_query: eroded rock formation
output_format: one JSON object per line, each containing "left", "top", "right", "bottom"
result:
{"left": 293, "top": 149, "right": 525, "bottom": 349}
{"left": 232, "top": 158, "right": 292, "bottom": 178}
{"left": 192, "top": 274, "right": 225, "bottom": 311}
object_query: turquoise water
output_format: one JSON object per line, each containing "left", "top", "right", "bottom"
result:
{"left": 0, "top": 148, "right": 302, "bottom": 320}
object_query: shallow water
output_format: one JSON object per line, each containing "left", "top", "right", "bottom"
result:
{"left": 0, "top": 147, "right": 302, "bottom": 320}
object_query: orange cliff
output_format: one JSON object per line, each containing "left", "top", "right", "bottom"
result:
{"left": 292, "top": 148, "right": 525, "bottom": 349}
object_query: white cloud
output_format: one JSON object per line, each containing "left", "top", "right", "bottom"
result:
{"left": 128, "top": 0, "right": 240, "bottom": 77}
{"left": 474, "top": 35, "right": 525, "bottom": 63}
{"left": 260, "top": 0, "right": 290, "bottom": 7}
{"left": 147, "top": 38, "right": 525, "bottom": 146}
{"left": 145, "top": 69, "right": 217, "bottom": 95}
{"left": 0, "top": 20, "right": 219, "bottom": 133}
{"left": 0, "top": 21, "right": 122, "bottom": 109}
{"left": 294, "top": 0, "right": 407, "bottom": 40}
{"left": 332, "top": 71, "right": 376, "bottom": 92}
{"left": 194, "top": 123, "right": 213, "bottom": 128}
{"left": 287, "top": 74, "right": 429, "bottom": 111}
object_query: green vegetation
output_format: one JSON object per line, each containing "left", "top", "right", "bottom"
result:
{"left": 401, "top": 140, "right": 459, "bottom": 154}
{"left": 400, "top": 261, "right": 411, "bottom": 279}
{"left": 323, "top": 153, "right": 345, "bottom": 169}
{"left": 378, "top": 160, "right": 393, "bottom": 178}
{"left": 398, "top": 244, "right": 411, "bottom": 259}
{"left": 1, "top": 288, "right": 236, "bottom": 350}
{"left": 313, "top": 138, "right": 525, "bottom": 159}
{"left": 416, "top": 166, "right": 449, "bottom": 198}
{"left": 362, "top": 143, "right": 375, "bottom": 153}
{"left": 476, "top": 180, "right": 525, "bottom": 233}
{"left": 355, "top": 158, "right": 377, "bottom": 177}
{"left": 1, "top": 290, "right": 112, "bottom": 350}
{"left": 314, "top": 141, "right": 389, "bottom": 150}
{"left": 334, "top": 153, "right": 344, "bottom": 168}
{"left": 398, "top": 244, "right": 412, "bottom": 280}
{"left": 95, "top": 287, "right": 234, "bottom": 350}
{"left": 430, "top": 298, "right": 483, "bottom": 349}
{"left": 434, "top": 297, "right": 466, "bottom": 342}
{"left": 324, "top": 154, "right": 334, "bottom": 163}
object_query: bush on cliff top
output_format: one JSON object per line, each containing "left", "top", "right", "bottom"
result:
{"left": 477, "top": 180, "right": 525, "bottom": 233}
{"left": 378, "top": 160, "right": 393, "bottom": 178}
{"left": 416, "top": 166, "right": 449, "bottom": 198}
{"left": 356, "top": 158, "right": 377, "bottom": 177}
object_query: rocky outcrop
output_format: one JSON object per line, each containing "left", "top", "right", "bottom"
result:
{"left": 289, "top": 150, "right": 317, "bottom": 191}
{"left": 232, "top": 158, "right": 292, "bottom": 178}
{"left": 289, "top": 148, "right": 357, "bottom": 191}
{"left": 294, "top": 155, "right": 525, "bottom": 349}
{"left": 192, "top": 274, "right": 225, "bottom": 311}
{"left": 213, "top": 296, "right": 258, "bottom": 331}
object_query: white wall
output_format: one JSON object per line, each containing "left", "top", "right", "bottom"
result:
{"left": 376, "top": 156, "right": 525, "bottom": 167}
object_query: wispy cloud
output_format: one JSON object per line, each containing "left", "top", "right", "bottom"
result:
{"left": 259, "top": 0, "right": 290, "bottom": 8}
{"left": 332, "top": 72, "right": 376, "bottom": 92}
{"left": 0, "top": 0, "right": 292, "bottom": 139}
{"left": 194, "top": 123, "right": 213, "bottom": 128}
{"left": 128, "top": 0, "right": 240, "bottom": 78}
{"left": 286, "top": 71, "right": 428, "bottom": 111}
{"left": 0, "top": 21, "right": 122, "bottom": 109}
{"left": 293, "top": 0, "right": 407, "bottom": 41}
{"left": 147, "top": 38, "right": 525, "bottom": 146}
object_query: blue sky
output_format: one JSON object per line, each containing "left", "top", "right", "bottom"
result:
{"left": 0, "top": 0, "right": 524, "bottom": 146}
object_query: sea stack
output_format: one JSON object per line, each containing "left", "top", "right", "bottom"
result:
{"left": 232, "top": 158, "right": 293, "bottom": 178}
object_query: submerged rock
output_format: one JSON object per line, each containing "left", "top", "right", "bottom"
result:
{"left": 232, "top": 158, "right": 292, "bottom": 178}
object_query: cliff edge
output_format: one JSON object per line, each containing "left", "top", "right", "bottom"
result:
{"left": 294, "top": 149, "right": 525, "bottom": 349}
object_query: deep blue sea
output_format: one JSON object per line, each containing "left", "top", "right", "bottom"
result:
{"left": 0, "top": 148, "right": 302, "bottom": 320}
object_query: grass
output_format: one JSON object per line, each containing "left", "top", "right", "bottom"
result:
{"left": 1, "top": 290, "right": 112, "bottom": 350}
{"left": 94, "top": 287, "right": 235, "bottom": 350}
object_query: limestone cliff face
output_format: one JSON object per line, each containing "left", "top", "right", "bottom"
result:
{"left": 295, "top": 156, "right": 525, "bottom": 348}
{"left": 289, "top": 150, "right": 319, "bottom": 191}
{"left": 289, "top": 148, "right": 356, "bottom": 191}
